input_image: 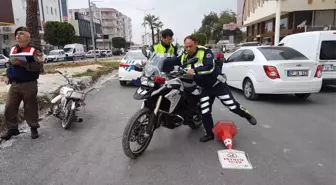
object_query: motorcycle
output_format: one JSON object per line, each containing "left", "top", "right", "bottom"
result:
{"left": 48, "top": 70, "right": 86, "bottom": 129}
{"left": 122, "top": 51, "right": 203, "bottom": 159}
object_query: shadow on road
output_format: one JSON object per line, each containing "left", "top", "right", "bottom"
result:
{"left": 320, "top": 85, "right": 336, "bottom": 93}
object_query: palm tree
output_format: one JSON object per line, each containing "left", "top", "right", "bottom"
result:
{"left": 142, "top": 14, "right": 159, "bottom": 45}
{"left": 26, "top": 0, "right": 41, "bottom": 48}
{"left": 153, "top": 21, "right": 164, "bottom": 43}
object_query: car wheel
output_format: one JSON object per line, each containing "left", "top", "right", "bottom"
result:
{"left": 120, "top": 81, "right": 127, "bottom": 86}
{"left": 243, "top": 78, "right": 258, "bottom": 100}
{"left": 295, "top": 93, "right": 311, "bottom": 100}
{"left": 4, "top": 62, "right": 10, "bottom": 68}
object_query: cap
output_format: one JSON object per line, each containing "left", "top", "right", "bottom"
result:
{"left": 14, "top": 26, "right": 29, "bottom": 36}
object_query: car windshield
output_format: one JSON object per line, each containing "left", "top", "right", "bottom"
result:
{"left": 320, "top": 40, "right": 336, "bottom": 60}
{"left": 127, "top": 52, "right": 147, "bottom": 60}
{"left": 49, "top": 51, "right": 59, "bottom": 55}
{"left": 257, "top": 47, "right": 308, "bottom": 60}
{"left": 63, "top": 48, "right": 72, "bottom": 52}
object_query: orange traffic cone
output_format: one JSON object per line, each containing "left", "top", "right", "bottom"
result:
{"left": 212, "top": 120, "right": 238, "bottom": 149}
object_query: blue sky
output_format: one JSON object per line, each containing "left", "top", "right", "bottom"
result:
{"left": 68, "top": 0, "right": 237, "bottom": 44}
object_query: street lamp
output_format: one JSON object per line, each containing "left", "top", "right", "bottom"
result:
{"left": 136, "top": 8, "right": 155, "bottom": 46}
{"left": 88, "top": 0, "right": 103, "bottom": 62}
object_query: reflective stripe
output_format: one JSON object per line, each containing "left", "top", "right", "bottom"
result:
{"left": 229, "top": 105, "right": 237, "bottom": 110}
{"left": 200, "top": 102, "right": 209, "bottom": 108}
{"left": 218, "top": 95, "right": 230, "bottom": 100}
{"left": 201, "top": 108, "right": 210, "bottom": 114}
{"left": 200, "top": 96, "right": 209, "bottom": 102}
{"left": 223, "top": 100, "right": 234, "bottom": 105}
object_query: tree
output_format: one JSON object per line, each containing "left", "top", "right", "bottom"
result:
{"left": 26, "top": 0, "right": 41, "bottom": 48}
{"left": 197, "top": 9, "right": 243, "bottom": 43}
{"left": 191, "top": 33, "right": 207, "bottom": 45}
{"left": 112, "top": 37, "right": 126, "bottom": 48}
{"left": 44, "top": 21, "right": 78, "bottom": 47}
{"left": 142, "top": 14, "right": 159, "bottom": 45}
{"left": 153, "top": 21, "right": 163, "bottom": 43}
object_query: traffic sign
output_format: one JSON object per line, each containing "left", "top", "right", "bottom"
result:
{"left": 217, "top": 149, "right": 253, "bottom": 170}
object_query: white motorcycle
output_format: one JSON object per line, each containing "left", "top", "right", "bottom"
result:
{"left": 48, "top": 70, "right": 86, "bottom": 129}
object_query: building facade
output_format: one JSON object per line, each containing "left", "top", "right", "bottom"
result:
{"left": 0, "top": 0, "right": 66, "bottom": 53}
{"left": 69, "top": 12, "right": 102, "bottom": 51}
{"left": 238, "top": 0, "right": 336, "bottom": 44}
{"left": 69, "top": 6, "right": 132, "bottom": 50}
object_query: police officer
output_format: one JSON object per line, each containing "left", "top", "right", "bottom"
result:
{"left": 151, "top": 29, "right": 178, "bottom": 56}
{"left": 163, "top": 35, "right": 257, "bottom": 142}
{"left": 1, "top": 27, "right": 44, "bottom": 140}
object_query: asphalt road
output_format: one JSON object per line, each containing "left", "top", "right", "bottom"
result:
{"left": 0, "top": 78, "right": 335, "bottom": 185}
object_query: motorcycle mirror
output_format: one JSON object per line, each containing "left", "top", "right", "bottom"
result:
{"left": 134, "top": 63, "right": 143, "bottom": 72}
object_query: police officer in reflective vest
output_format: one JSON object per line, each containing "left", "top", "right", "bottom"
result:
{"left": 163, "top": 35, "right": 257, "bottom": 142}
{"left": 1, "top": 27, "right": 44, "bottom": 140}
{"left": 151, "top": 29, "right": 178, "bottom": 57}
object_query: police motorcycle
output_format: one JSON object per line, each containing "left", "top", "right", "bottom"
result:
{"left": 122, "top": 49, "right": 203, "bottom": 159}
{"left": 48, "top": 70, "right": 86, "bottom": 129}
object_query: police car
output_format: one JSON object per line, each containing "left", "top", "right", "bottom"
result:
{"left": 118, "top": 50, "right": 148, "bottom": 86}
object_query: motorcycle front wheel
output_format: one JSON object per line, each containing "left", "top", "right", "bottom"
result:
{"left": 62, "top": 100, "right": 75, "bottom": 129}
{"left": 122, "top": 108, "right": 154, "bottom": 159}
{"left": 187, "top": 113, "right": 203, "bottom": 129}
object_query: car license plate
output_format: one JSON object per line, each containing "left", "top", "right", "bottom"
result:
{"left": 322, "top": 64, "right": 336, "bottom": 71}
{"left": 287, "top": 70, "right": 309, "bottom": 77}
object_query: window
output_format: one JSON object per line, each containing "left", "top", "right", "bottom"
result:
{"left": 257, "top": 47, "right": 308, "bottom": 61}
{"left": 55, "top": 9, "right": 57, "bottom": 16}
{"left": 280, "top": 17, "right": 288, "bottom": 29}
{"left": 51, "top": 7, "right": 53, "bottom": 15}
{"left": 264, "top": 21, "right": 273, "bottom": 32}
{"left": 3, "top": 35, "right": 9, "bottom": 40}
{"left": 241, "top": 49, "right": 255, "bottom": 61}
{"left": 227, "top": 50, "right": 244, "bottom": 62}
{"left": 46, "top": 6, "right": 49, "bottom": 14}
{"left": 320, "top": 41, "right": 336, "bottom": 60}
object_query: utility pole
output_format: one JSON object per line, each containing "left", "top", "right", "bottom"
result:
{"left": 88, "top": 0, "right": 97, "bottom": 62}
{"left": 136, "top": 8, "right": 155, "bottom": 46}
{"left": 274, "top": 0, "right": 282, "bottom": 46}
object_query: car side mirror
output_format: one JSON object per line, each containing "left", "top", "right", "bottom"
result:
{"left": 134, "top": 63, "right": 143, "bottom": 72}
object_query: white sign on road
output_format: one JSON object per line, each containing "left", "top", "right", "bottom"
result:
{"left": 217, "top": 149, "right": 253, "bottom": 170}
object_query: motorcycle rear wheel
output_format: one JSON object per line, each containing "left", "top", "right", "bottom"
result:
{"left": 187, "top": 113, "right": 203, "bottom": 129}
{"left": 122, "top": 108, "right": 154, "bottom": 159}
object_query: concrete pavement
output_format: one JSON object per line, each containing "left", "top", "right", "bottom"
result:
{"left": 0, "top": 78, "right": 335, "bottom": 185}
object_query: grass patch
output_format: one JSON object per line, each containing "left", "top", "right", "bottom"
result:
{"left": 72, "top": 62, "right": 119, "bottom": 82}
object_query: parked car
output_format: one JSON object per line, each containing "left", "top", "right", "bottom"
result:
{"left": 101, "top": 50, "right": 112, "bottom": 57}
{"left": 63, "top": 43, "right": 86, "bottom": 60}
{"left": 0, "top": 54, "right": 10, "bottom": 68}
{"left": 222, "top": 46, "right": 323, "bottom": 100}
{"left": 46, "top": 50, "right": 66, "bottom": 62}
{"left": 118, "top": 50, "right": 148, "bottom": 86}
{"left": 279, "top": 31, "right": 336, "bottom": 86}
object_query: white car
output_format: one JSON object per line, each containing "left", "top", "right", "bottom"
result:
{"left": 222, "top": 46, "right": 323, "bottom": 100}
{"left": 119, "top": 50, "right": 148, "bottom": 86}
{"left": 46, "top": 49, "right": 66, "bottom": 62}
{"left": 0, "top": 54, "right": 10, "bottom": 68}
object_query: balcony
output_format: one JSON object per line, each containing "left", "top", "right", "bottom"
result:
{"left": 304, "top": 24, "right": 336, "bottom": 32}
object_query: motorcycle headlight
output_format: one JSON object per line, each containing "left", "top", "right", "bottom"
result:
{"left": 140, "top": 76, "right": 154, "bottom": 87}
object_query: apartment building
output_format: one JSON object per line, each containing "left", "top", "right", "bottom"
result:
{"left": 0, "top": 0, "right": 66, "bottom": 53}
{"left": 238, "top": 0, "right": 336, "bottom": 44}
{"left": 69, "top": 6, "right": 132, "bottom": 50}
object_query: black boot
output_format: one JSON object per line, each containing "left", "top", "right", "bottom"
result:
{"left": 31, "top": 128, "right": 39, "bottom": 139}
{"left": 0, "top": 129, "right": 20, "bottom": 140}
{"left": 199, "top": 134, "right": 215, "bottom": 142}
{"left": 247, "top": 115, "right": 257, "bottom": 125}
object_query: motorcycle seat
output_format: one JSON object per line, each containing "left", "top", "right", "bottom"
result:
{"left": 183, "top": 82, "right": 197, "bottom": 93}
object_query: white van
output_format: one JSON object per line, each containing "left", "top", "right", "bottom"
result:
{"left": 279, "top": 31, "right": 336, "bottom": 85}
{"left": 63, "top": 43, "right": 85, "bottom": 61}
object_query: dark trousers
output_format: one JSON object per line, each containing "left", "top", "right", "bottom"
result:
{"left": 200, "top": 82, "right": 251, "bottom": 135}
{"left": 4, "top": 80, "right": 40, "bottom": 129}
